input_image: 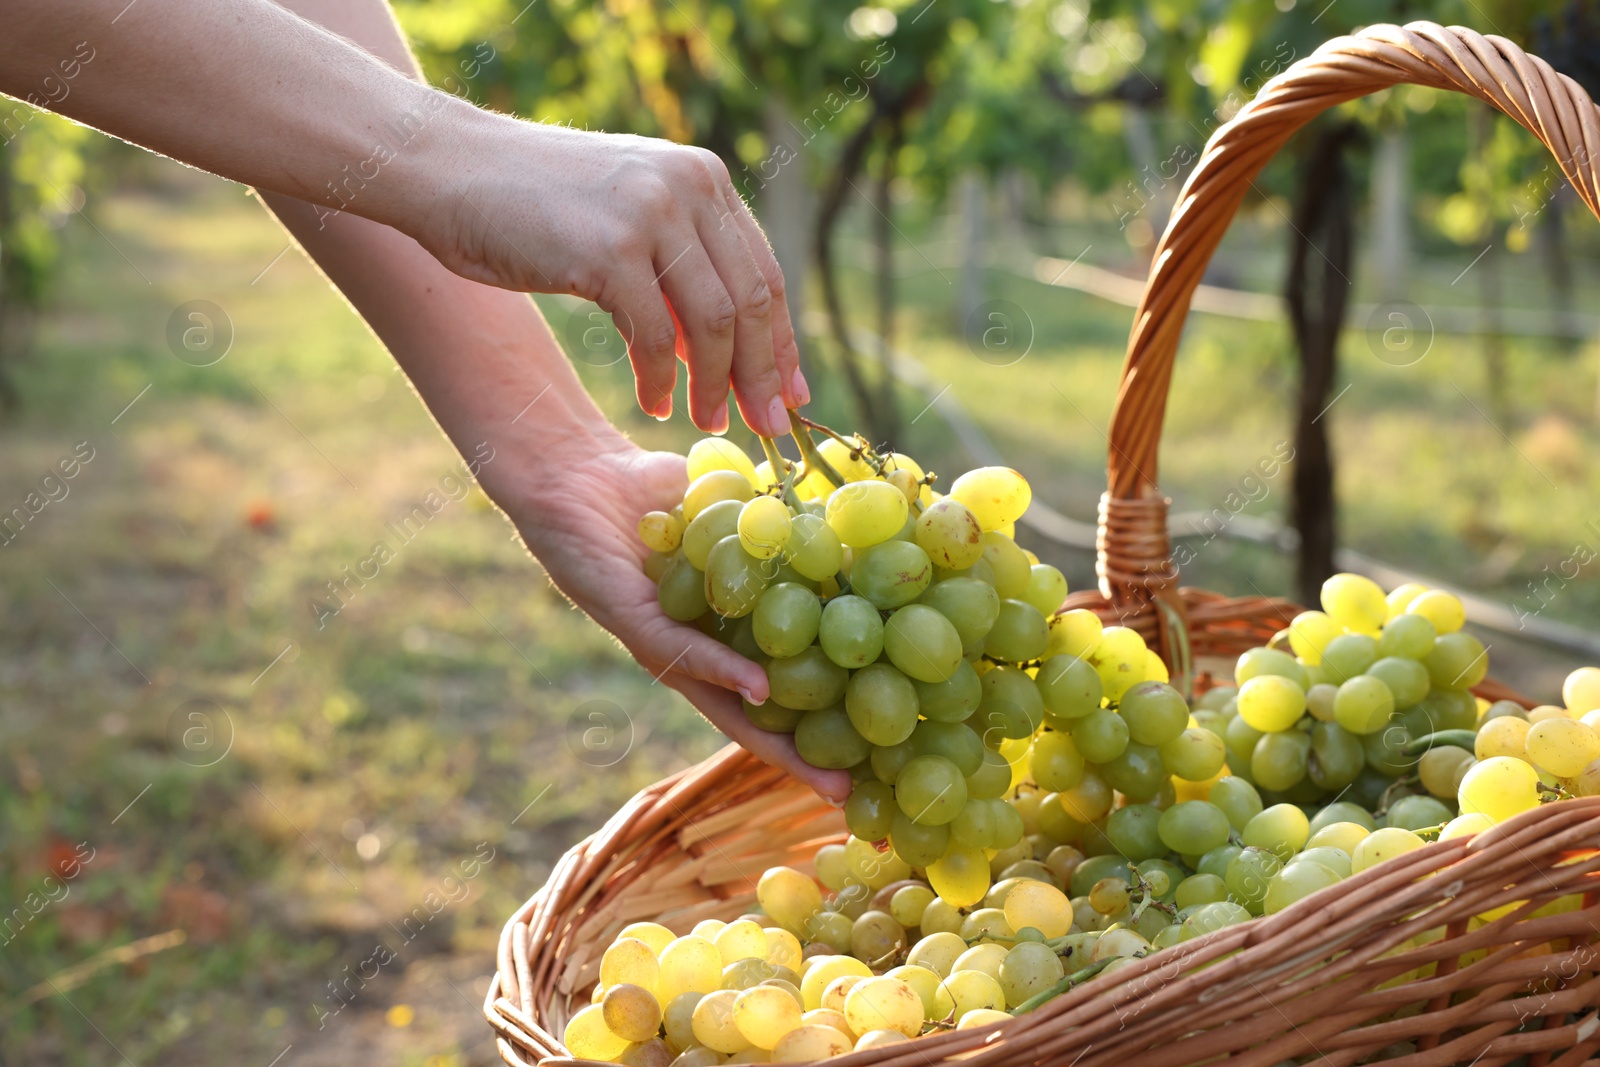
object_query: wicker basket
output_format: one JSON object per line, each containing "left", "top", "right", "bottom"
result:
{"left": 487, "top": 21, "right": 1600, "bottom": 1067}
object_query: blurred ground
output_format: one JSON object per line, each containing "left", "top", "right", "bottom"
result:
{"left": 2, "top": 155, "right": 1597, "bottom": 1064}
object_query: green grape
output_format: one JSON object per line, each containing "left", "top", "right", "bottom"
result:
{"left": 784, "top": 513, "right": 843, "bottom": 582}
{"left": 751, "top": 584, "right": 821, "bottom": 659}
{"left": 1424, "top": 632, "right": 1489, "bottom": 691}
{"left": 1366, "top": 657, "right": 1430, "bottom": 709}
{"left": 1120, "top": 682, "right": 1190, "bottom": 745}
{"left": 1101, "top": 742, "right": 1166, "bottom": 802}
{"left": 1262, "top": 860, "right": 1342, "bottom": 914}
{"left": 1320, "top": 634, "right": 1378, "bottom": 684}
{"left": 1237, "top": 675, "right": 1307, "bottom": 732}
{"left": 1157, "top": 801, "right": 1230, "bottom": 854}
{"left": 888, "top": 811, "right": 949, "bottom": 866}
{"left": 1030, "top": 730, "right": 1086, "bottom": 792}
{"left": 1088, "top": 876, "right": 1131, "bottom": 916}
{"left": 1241, "top": 803, "right": 1310, "bottom": 861}
{"left": 913, "top": 659, "right": 983, "bottom": 722}
{"left": 1036, "top": 655, "right": 1103, "bottom": 722}
{"left": 1416, "top": 689, "right": 1479, "bottom": 732}
{"left": 1181, "top": 900, "right": 1253, "bottom": 939}
{"left": 911, "top": 720, "right": 985, "bottom": 776}
{"left": 913, "top": 499, "right": 985, "bottom": 569}
{"left": 744, "top": 698, "right": 805, "bottom": 734}
{"left": 705, "top": 535, "right": 771, "bottom": 618}
{"left": 1195, "top": 685, "right": 1238, "bottom": 711}
{"left": 684, "top": 470, "right": 755, "bottom": 524}
{"left": 974, "top": 666, "right": 1046, "bottom": 744}
{"left": 983, "top": 599, "right": 1050, "bottom": 663}
{"left": 844, "top": 781, "right": 896, "bottom": 841}
{"left": 870, "top": 740, "right": 914, "bottom": 784}
{"left": 1224, "top": 847, "right": 1282, "bottom": 915}
{"left": 998, "top": 942, "right": 1064, "bottom": 1009}
{"left": 1190, "top": 708, "right": 1227, "bottom": 738}
{"left": 1209, "top": 777, "right": 1263, "bottom": 831}
{"left": 991, "top": 800, "right": 1025, "bottom": 850}
{"left": 888, "top": 884, "right": 935, "bottom": 928}
{"left": 1383, "top": 794, "right": 1452, "bottom": 832}
{"left": 1236, "top": 647, "right": 1308, "bottom": 689}
{"left": 883, "top": 604, "right": 963, "bottom": 683}
{"left": 950, "top": 797, "right": 997, "bottom": 849}
{"left": 949, "top": 467, "right": 1031, "bottom": 531}
{"left": 658, "top": 555, "right": 710, "bottom": 622}
{"left": 1068, "top": 853, "right": 1133, "bottom": 899}
{"left": 844, "top": 663, "right": 919, "bottom": 746}
{"left": 895, "top": 755, "right": 967, "bottom": 825}
{"left": 1069, "top": 709, "right": 1129, "bottom": 763}
{"left": 1250, "top": 726, "right": 1312, "bottom": 791}
{"left": 1224, "top": 714, "right": 1265, "bottom": 771}
{"left": 848, "top": 911, "right": 907, "bottom": 966}
{"left": 766, "top": 647, "right": 848, "bottom": 711}
{"left": 1333, "top": 674, "right": 1395, "bottom": 734}
{"left": 794, "top": 705, "right": 870, "bottom": 769}
{"left": 1305, "top": 683, "right": 1338, "bottom": 722}
{"left": 1022, "top": 564, "right": 1069, "bottom": 618}
{"left": 824, "top": 479, "right": 908, "bottom": 549}
{"left": 1174, "top": 873, "right": 1229, "bottom": 909}
{"left": 965, "top": 748, "right": 1013, "bottom": 800}
{"left": 1308, "top": 720, "right": 1365, "bottom": 791}
{"left": 919, "top": 576, "right": 1000, "bottom": 646}
{"left": 1085, "top": 626, "right": 1148, "bottom": 702}
{"left": 1160, "top": 727, "right": 1227, "bottom": 782}
{"left": 817, "top": 594, "right": 883, "bottom": 669}
{"left": 643, "top": 550, "right": 674, "bottom": 583}
{"left": 850, "top": 541, "right": 933, "bottom": 610}
{"left": 1105, "top": 804, "right": 1165, "bottom": 861}
{"left": 1287, "top": 610, "right": 1343, "bottom": 665}
{"left": 1418, "top": 745, "right": 1475, "bottom": 798}
{"left": 738, "top": 496, "right": 793, "bottom": 561}
{"left": 979, "top": 532, "right": 1031, "bottom": 599}
{"left": 1361, "top": 720, "right": 1413, "bottom": 776}
{"left": 1379, "top": 612, "right": 1437, "bottom": 660}
{"left": 1320, "top": 573, "right": 1388, "bottom": 633}
{"left": 1196, "top": 843, "right": 1242, "bottom": 880}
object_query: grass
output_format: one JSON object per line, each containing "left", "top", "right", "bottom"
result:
{"left": 3, "top": 151, "right": 1599, "bottom": 1064}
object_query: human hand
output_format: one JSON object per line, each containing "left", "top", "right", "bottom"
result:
{"left": 499, "top": 431, "right": 849, "bottom": 804}
{"left": 422, "top": 119, "right": 808, "bottom": 437}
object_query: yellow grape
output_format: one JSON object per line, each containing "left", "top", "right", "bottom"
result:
{"left": 639, "top": 512, "right": 685, "bottom": 554}
{"left": 1090, "top": 928, "right": 1151, "bottom": 963}
{"left": 951, "top": 943, "right": 1008, "bottom": 980}
{"left": 812, "top": 845, "right": 849, "bottom": 891}
{"left": 1351, "top": 827, "right": 1425, "bottom": 874}
{"left": 691, "top": 989, "right": 751, "bottom": 1054}
{"left": 659, "top": 936, "right": 724, "bottom": 1003}
{"left": 799, "top": 1008, "right": 854, "bottom": 1040}
{"left": 763, "top": 928, "right": 802, "bottom": 973}
{"left": 756, "top": 867, "right": 822, "bottom": 936}
{"left": 771, "top": 1024, "right": 850, "bottom": 1061}
{"left": 956, "top": 1008, "right": 1012, "bottom": 1031}
{"left": 1475, "top": 716, "right": 1529, "bottom": 761}
{"left": 566, "top": 1003, "right": 632, "bottom": 1061}
{"left": 663, "top": 992, "right": 704, "bottom": 1050}
{"left": 1047, "top": 610, "right": 1103, "bottom": 659}
{"left": 1236, "top": 674, "right": 1307, "bottom": 732}
{"left": 881, "top": 452, "right": 933, "bottom": 506}
{"left": 604, "top": 984, "right": 665, "bottom": 1043}
{"left": 714, "top": 919, "right": 768, "bottom": 967}
{"left": 824, "top": 480, "right": 907, "bottom": 549}
{"left": 683, "top": 470, "right": 755, "bottom": 524}
{"left": 932, "top": 969, "right": 1005, "bottom": 1022}
{"left": 1528, "top": 705, "right": 1570, "bottom": 724}
{"left": 1143, "top": 649, "right": 1170, "bottom": 684}
{"left": 738, "top": 496, "right": 792, "bottom": 560}
{"left": 1386, "top": 582, "right": 1429, "bottom": 618}
{"left": 621, "top": 1038, "right": 673, "bottom": 1067}
{"left": 1084, "top": 626, "right": 1148, "bottom": 702}
{"left": 1059, "top": 772, "right": 1113, "bottom": 823}
{"left": 1565, "top": 667, "right": 1600, "bottom": 715}
{"left": 732, "top": 985, "right": 802, "bottom": 1049}
{"left": 948, "top": 466, "right": 1032, "bottom": 531}
{"left": 855, "top": 1029, "right": 911, "bottom": 1049}
{"left": 668, "top": 1046, "right": 721, "bottom": 1067}
{"left": 820, "top": 975, "right": 864, "bottom": 1014}
{"left": 1407, "top": 590, "right": 1465, "bottom": 634}
{"left": 691, "top": 920, "right": 727, "bottom": 940}
{"left": 797, "top": 438, "right": 875, "bottom": 500}
{"left": 1458, "top": 757, "right": 1541, "bottom": 824}
{"left": 883, "top": 965, "right": 942, "bottom": 1018}
{"left": 620, "top": 923, "right": 678, "bottom": 957}
{"left": 799, "top": 956, "right": 871, "bottom": 1011}
{"left": 1320, "top": 573, "right": 1387, "bottom": 633}
{"left": 1440, "top": 812, "right": 1493, "bottom": 840}
{"left": 1305, "top": 821, "right": 1369, "bottom": 855}
{"left": 927, "top": 845, "right": 991, "bottom": 908}
{"left": 843, "top": 977, "right": 923, "bottom": 1038}
{"left": 1287, "top": 611, "right": 1343, "bottom": 665}
{"left": 888, "top": 885, "right": 935, "bottom": 927}
{"left": 1526, "top": 718, "right": 1600, "bottom": 777}
{"left": 887, "top": 468, "right": 920, "bottom": 505}
{"left": 754, "top": 459, "right": 776, "bottom": 489}
{"left": 687, "top": 438, "right": 761, "bottom": 489}
{"left": 1002, "top": 880, "right": 1071, "bottom": 939}
{"left": 904, "top": 931, "right": 966, "bottom": 978}
{"left": 604, "top": 938, "right": 663, "bottom": 997}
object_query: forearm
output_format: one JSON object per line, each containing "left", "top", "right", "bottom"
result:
{"left": 0, "top": 0, "right": 478, "bottom": 238}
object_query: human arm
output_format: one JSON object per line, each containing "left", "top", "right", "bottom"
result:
{"left": 0, "top": 0, "right": 808, "bottom": 433}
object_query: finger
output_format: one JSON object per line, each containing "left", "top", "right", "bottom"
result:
{"left": 692, "top": 183, "right": 786, "bottom": 437}
{"left": 663, "top": 671, "right": 851, "bottom": 805}
{"left": 631, "top": 611, "right": 769, "bottom": 703}
{"left": 599, "top": 269, "right": 679, "bottom": 420}
{"left": 713, "top": 179, "right": 808, "bottom": 409}
{"left": 654, "top": 235, "right": 736, "bottom": 434}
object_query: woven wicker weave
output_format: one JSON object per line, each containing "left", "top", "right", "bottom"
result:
{"left": 487, "top": 21, "right": 1600, "bottom": 1067}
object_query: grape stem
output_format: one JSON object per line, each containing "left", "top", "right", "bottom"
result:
{"left": 756, "top": 435, "right": 805, "bottom": 511}
{"left": 1402, "top": 730, "right": 1478, "bottom": 757}
{"left": 787, "top": 410, "right": 848, "bottom": 490}
{"left": 1008, "top": 957, "right": 1118, "bottom": 1015}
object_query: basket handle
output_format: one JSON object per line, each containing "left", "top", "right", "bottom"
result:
{"left": 1097, "top": 21, "right": 1600, "bottom": 628}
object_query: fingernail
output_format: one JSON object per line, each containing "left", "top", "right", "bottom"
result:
{"left": 710, "top": 400, "right": 730, "bottom": 436}
{"left": 789, "top": 368, "right": 811, "bottom": 407}
{"left": 766, "top": 395, "right": 788, "bottom": 436}
{"left": 823, "top": 795, "right": 846, "bottom": 809}
{"left": 738, "top": 686, "right": 764, "bottom": 706}
{"left": 652, "top": 397, "right": 673, "bottom": 421}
